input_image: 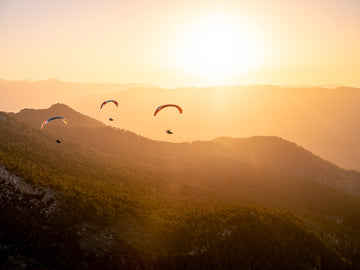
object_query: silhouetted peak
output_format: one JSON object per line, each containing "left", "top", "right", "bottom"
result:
{"left": 15, "top": 103, "right": 105, "bottom": 129}
{"left": 48, "top": 103, "right": 74, "bottom": 111}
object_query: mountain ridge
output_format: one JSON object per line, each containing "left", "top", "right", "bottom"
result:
{"left": 1, "top": 106, "right": 360, "bottom": 268}
{"left": 3, "top": 79, "right": 360, "bottom": 170}
{"left": 10, "top": 103, "right": 360, "bottom": 197}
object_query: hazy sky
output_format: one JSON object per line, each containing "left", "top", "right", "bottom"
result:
{"left": 1, "top": 0, "right": 359, "bottom": 87}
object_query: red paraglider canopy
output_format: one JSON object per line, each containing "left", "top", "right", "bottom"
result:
{"left": 154, "top": 104, "right": 183, "bottom": 116}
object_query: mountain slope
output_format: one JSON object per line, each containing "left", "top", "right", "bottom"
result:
{"left": 3, "top": 79, "right": 360, "bottom": 169}
{"left": 213, "top": 136, "right": 360, "bottom": 196}
{"left": 1, "top": 107, "right": 360, "bottom": 268}
{"left": 11, "top": 104, "right": 360, "bottom": 197}
{"left": 64, "top": 84, "right": 360, "bottom": 170}
{"left": 11, "top": 103, "right": 105, "bottom": 129}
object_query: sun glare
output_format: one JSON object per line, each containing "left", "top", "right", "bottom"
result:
{"left": 173, "top": 14, "right": 264, "bottom": 83}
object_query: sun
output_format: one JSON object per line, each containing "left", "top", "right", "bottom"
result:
{"left": 172, "top": 14, "right": 264, "bottom": 83}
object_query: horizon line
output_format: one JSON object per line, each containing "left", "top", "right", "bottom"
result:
{"left": 1, "top": 77, "right": 359, "bottom": 90}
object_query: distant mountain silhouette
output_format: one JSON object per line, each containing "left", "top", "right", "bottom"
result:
{"left": 64, "top": 83, "right": 360, "bottom": 170}
{"left": 0, "top": 78, "right": 157, "bottom": 113}
{"left": 3, "top": 79, "right": 360, "bottom": 170}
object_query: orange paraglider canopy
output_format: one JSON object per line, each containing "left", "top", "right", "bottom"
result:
{"left": 154, "top": 104, "right": 183, "bottom": 116}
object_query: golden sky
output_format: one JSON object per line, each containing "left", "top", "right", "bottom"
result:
{"left": 1, "top": 0, "right": 359, "bottom": 87}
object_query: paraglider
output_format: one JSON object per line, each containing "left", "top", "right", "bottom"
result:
{"left": 101, "top": 100, "right": 118, "bottom": 122}
{"left": 100, "top": 100, "right": 118, "bottom": 109}
{"left": 56, "top": 140, "right": 61, "bottom": 143}
{"left": 154, "top": 104, "right": 183, "bottom": 116}
{"left": 41, "top": 117, "right": 68, "bottom": 130}
{"left": 166, "top": 129, "right": 173, "bottom": 134}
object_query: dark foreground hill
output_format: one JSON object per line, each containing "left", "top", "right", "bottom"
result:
{"left": 1, "top": 105, "right": 360, "bottom": 269}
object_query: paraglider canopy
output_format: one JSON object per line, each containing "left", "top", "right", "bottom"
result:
{"left": 41, "top": 117, "right": 68, "bottom": 130}
{"left": 100, "top": 100, "right": 118, "bottom": 109}
{"left": 56, "top": 140, "right": 61, "bottom": 143}
{"left": 154, "top": 104, "right": 183, "bottom": 116}
{"left": 109, "top": 118, "right": 114, "bottom": 121}
{"left": 166, "top": 129, "right": 173, "bottom": 134}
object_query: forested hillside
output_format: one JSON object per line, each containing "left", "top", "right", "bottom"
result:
{"left": 1, "top": 107, "right": 360, "bottom": 269}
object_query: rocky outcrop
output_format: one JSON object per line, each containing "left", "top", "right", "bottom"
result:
{"left": 0, "top": 166, "right": 62, "bottom": 268}
{"left": 0, "top": 166, "right": 126, "bottom": 269}
{"left": 0, "top": 166, "right": 58, "bottom": 213}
